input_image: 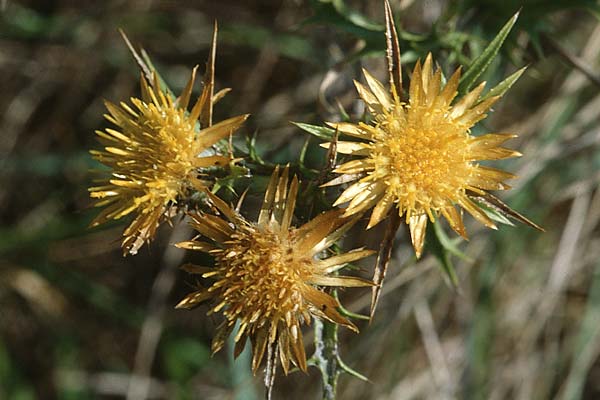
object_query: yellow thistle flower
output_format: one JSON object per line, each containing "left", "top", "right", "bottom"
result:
{"left": 89, "top": 70, "right": 248, "bottom": 255}
{"left": 175, "top": 167, "right": 374, "bottom": 374}
{"left": 326, "top": 54, "right": 522, "bottom": 258}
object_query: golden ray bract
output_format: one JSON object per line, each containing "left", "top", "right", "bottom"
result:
{"left": 176, "top": 167, "right": 374, "bottom": 374}
{"left": 326, "top": 54, "right": 522, "bottom": 258}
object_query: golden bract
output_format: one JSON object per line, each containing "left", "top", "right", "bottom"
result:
{"left": 89, "top": 69, "right": 248, "bottom": 255}
{"left": 176, "top": 167, "right": 374, "bottom": 374}
{"left": 326, "top": 54, "right": 522, "bottom": 258}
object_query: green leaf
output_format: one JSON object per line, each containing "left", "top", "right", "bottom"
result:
{"left": 338, "top": 356, "right": 370, "bottom": 382}
{"left": 211, "top": 164, "right": 249, "bottom": 196}
{"left": 427, "top": 220, "right": 473, "bottom": 287}
{"left": 292, "top": 122, "right": 335, "bottom": 140}
{"left": 305, "top": 0, "right": 383, "bottom": 44}
{"left": 299, "top": 137, "right": 311, "bottom": 167}
{"left": 246, "top": 131, "right": 267, "bottom": 165}
{"left": 298, "top": 137, "right": 317, "bottom": 178}
{"left": 472, "top": 199, "right": 515, "bottom": 227}
{"left": 480, "top": 66, "right": 527, "bottom": 102}
{"left": 221, "top": 23, "right": 318, "bottom": 63}
{"left": 435, "top": 219, "right": 471, "bottom": 261}
{"left": 337, "top": 302, "right": 370, "bottom": 321}
{"left": 119, "top": 30, "right": 174, "bottom": 99}
{"left": 427, "top": 222, "right": 461, "bottom": 288}
{"left": 140, "top": 49, "right": 174, "bottom": 98}
{"left": 163, "top": 337, "right": 210, "bottom": 381}
{"left": 335, "top": 99, "right": 351, "bottom": 122}
{"left": 458, "top": 12, "right": 520, "bottom": 95}
{"left": 331, "top": 0, "right": 383, "bottom": 31}
{"left": 468, "top": 192, "right": 543, "bottom": 231}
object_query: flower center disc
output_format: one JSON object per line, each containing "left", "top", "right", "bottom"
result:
{"left": 373, "top": 106, "right": 472, "bottom": 209}
{"left": 215, "top": 228, "right": 312, "bottom": 323}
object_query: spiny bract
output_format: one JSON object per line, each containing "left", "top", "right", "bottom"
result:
{"left": 176, "top": 167, "right": 374, "bottom": 374}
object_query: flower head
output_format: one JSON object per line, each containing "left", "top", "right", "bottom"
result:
{"left": 89, "top": 69, "right": 248, "bottom": 255}
{"left": 326, "top": 54, "right": 522, "bottom": 257}
{"left": 176, "top": 167, "right": 374, "bottom": 374}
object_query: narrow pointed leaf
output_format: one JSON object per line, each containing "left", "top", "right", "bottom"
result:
{"left": 458, "top": 11, "right": 520, "bottom": 95}
{"left": 140, "top": 49, "right": 173, "bottom": 98}
{"left": 467, "top": 191, "right": 544, "bottom": 231}
{"left": 292, "top": 122, "right": 335, "bottom": 140}
{"left": 426, "top": 222, "right": 460, "bottom": 288}
{"left": 480, "top": 66, "right": 527, "bottom": 103}
{"left": 432, "top": 220, "right": 471, "bottom": 261}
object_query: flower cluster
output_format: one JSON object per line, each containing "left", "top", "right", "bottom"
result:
{"left": 88, "top": 3, "right": 537, "bottom": 382}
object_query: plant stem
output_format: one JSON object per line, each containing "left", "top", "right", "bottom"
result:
{"left": 314, "top": 318, "right": 340, "bottom": 400}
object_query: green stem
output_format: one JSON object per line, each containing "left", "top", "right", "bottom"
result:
{"left": 314, "top": 318, "right": 340, "bottom": 400}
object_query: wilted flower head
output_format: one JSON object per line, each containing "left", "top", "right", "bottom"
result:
{"left": 176, "top": 167, "right": 374, "bottom": 374}
{"left": 326, "top": 54, "right": 523, "bottom": 258}
{"left": 89, "top": 66, "right": 248, "bottom": 255}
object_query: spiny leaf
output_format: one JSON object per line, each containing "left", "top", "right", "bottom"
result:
{"left": 292, "top": 122, "right": 335, "bottom": 140}
{"left": 427, "top": 222, "right": 460, "bottom": 288}
{"left": 305, "top": 0, "right": 383, "bottom": 44}
{"left": 473, "top": 199, "right": 515, "bottom": 226}
{"left": 458, "top": 11, "right": 520, "bottom": 95}
{"left": 335, "top": 99, "right": 350, "bottom": 122}
{"left": 298, "top": 137, "right": 311, "bottom": 169}
{"left": 432, "top": 220, "right": 471, "bottom": 262}
{"left": 330, "top": 0, "right": 383, "bottom": 32}
{"left": 338, "top": 304, "right": 370, "bottom": 321}
{"left": 468, "top": 191, "right": 545, "bottom": 231}
{"left": 480, "top": 66, "right": 527, "bottom": 103}
{"left": 210, "top": 162, "right": 250, "bottom": 195}
{"left": 337, "top": 355, "right": 370, "bottom": 382}
{"left": 113, "top": 31, "right": 178, "bottom": 116}
{"left": 246, "top": 131, "right": 267, "bottom": 165}
{"left": 140, "top": 48, "right": 174, "bottom": 99}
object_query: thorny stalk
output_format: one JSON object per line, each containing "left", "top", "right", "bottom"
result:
{"left": 314, "top": 318, "right": 340, "bottom": 400}
{"left": 264, "top": 343, "right": 278, "bottom": 400}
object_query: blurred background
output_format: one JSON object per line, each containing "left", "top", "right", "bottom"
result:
{"left": 1, "top": 0, "right": 600, "bottom": 399}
